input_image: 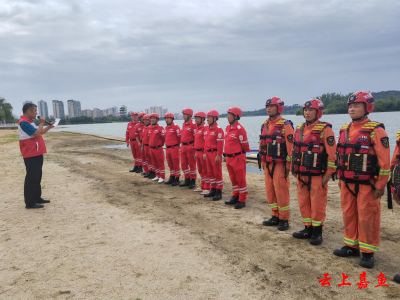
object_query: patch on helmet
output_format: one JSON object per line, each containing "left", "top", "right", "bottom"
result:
{"left": 327, "top": 136, "right": 335, "bottom": 146}
{"left": 287, "top": 134, "right": 293, "bottom": 143}
{"left": 381, "top": 137, "right": 389, "bottom": 148}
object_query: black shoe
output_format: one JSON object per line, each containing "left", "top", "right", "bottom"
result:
{"left": 204, "top": 188, "right": 217, "bottom": 198}
{"left": 143, "top": 171, "right": 151, "bottom": 178}
{"left": 148, "top": 171, "right": 156, "bottom": 179}
{"left": 359, "top": 253, "right": 374, "bottom": 269}
{"left": 135, "top": 166, "right": 143, "bottom": 173}
{"left": 129, "top": 166, "right": 138, "bottom": 172}
{"left": 333, "top": 246, "right": 361, "bottom": 257}
{"left": 142, "top": 172, "right": 147, "bottom": 176}
{"left": 309, "top": 226, "right": 323, "bottom": 245}
{"left": 165, "top": 176, "right": 175, "bottom": 184}
{"left": 188, "top": 178, "right": 196, "bottom": 189}
{"left": 171, "top": 177, "right": 180, "bottom": 186}
{"left": 292, "top": 226, "right": 312, "bottom": 239}
{"left": 393, "top": 274, "right": 400, "bottom": 284}
{"left": 25, "top": 203, "right": 44, "bottom": 209}
{"left": 179, "top": 178, "right": 190, "bottom": 187}
{"left": 212, "top": 189, "right": 222, "bottom": 201}
{"left": 234, "top": 201, "right": 246, "bottom": 209}
{"left": 37, "top": 198, "right": 50, "bottom": 204}
{"left": 225, "top": 196, "right": 239, "bottom": 205}
{"left": 277, "top": 220, "right": 289, "bottom": 231}
{"left": 262, "top": 216, "right": 279, "bottom": 226}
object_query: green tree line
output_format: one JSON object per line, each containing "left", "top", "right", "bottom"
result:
{"left": 0, "top": 98, "right": 14, "bottom": 123}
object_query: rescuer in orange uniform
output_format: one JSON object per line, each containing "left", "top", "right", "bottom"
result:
{"left": 193, "top": 111, "right": 209, "bottom": 193}
{"left": 148, "top": 113, "right": 166, "bottom": 183}
{"left": 180, "top": 108, "right": 197, "bottom": 189}
{"left": 224, "top": 107, "right": 251, "bottom": 209}
{"left": 126, "top": 112, "right": 142, "bottom": 173}
{"left": 141, "top": 114, "right": 153, "bottom": 178}
{"left": 333, "top": 91, "right": 390, "bottom": 269}
{"left": 260, "top": 97, "right": 294, "bottom": 231}
{"left": 203, "top": 110, "right": 225, "bottom": 201}
{"left": 291, "top": 99, "right": 337, "bottom": 245}
{"left": 391, "top": 131, "right": 400, "bottom": 283}
{"left": 136, "top": 112, "right": 147, "bottom": 175}
{"left": 164, "top": 112, "right": 181, "bottom": 186}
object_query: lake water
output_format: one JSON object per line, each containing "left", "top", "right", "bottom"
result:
{"left": 53, "top": 112, "right": 399, "bottom": 154}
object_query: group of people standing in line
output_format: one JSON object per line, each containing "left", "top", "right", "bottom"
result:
{"left": 125, "top": 91, "right": 400, "bottom": 279}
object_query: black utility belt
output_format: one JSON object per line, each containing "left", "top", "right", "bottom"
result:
{"left": 130, "top": 139, "right": 137, "bottom": 141}
{"left": 206, "top": 149, "right": 218, "bottom": 152}
{"left": 195, "top": 148, "right": 204, "bottom": 152}
{"left": 340, "top": 178, "right": 373, "bottom": 186}
{"left": 224, "top": 152, "right": 244, "bottom": 158}
{"left": 166, "top": 144, "right": 179, "bottom": 148}
{"left": 143, "top": 144, "right": 149, "bottom": 146}
{"left": 182, "top": 141, "right": 194, "bottom": 145}
{"left": 150, "top": 146, "right": 162, "bottom": 149}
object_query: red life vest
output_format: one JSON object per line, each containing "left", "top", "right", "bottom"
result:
{"left": 18, "top": 116, "right": 47, "bottom": 158}
{"left": 391, "top": 131, "right": 400, "bottom": 195}
{"left": 292, "top": 121, "right": 330, "bottom": 176}
{"left": 259, "top": 118, "right": 293, "bottom": 163}
{"left": 337, "top": 121, "right": 382, "bottom": 183}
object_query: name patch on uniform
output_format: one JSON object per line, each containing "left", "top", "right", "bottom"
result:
{"left": 327, "top": 136, "right": 335, "bottom": 146}
{"left": 286, "top": 134, "right": 293, "bottom": 143}
{"left": 381, "top": 137, "right": 389, "bottom": 148}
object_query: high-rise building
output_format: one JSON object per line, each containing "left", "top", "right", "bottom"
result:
{"left": 37, "top": 100, "right": 49, "bottom": 118}
{"left": 102, "top": 109, "right": 108, "bottom": 116}
{"left": 67, "top": 100, "right": 82, "bottom": 118}
{"left": 81, "top": 109, "right": 93, "bottom": 118}
{"left": 112, "top": 106, "right": 119, "bottom": 116}
{"left": 145, "top": 108, "right": 150, "bottom": 115}
{"left": 162, "top": 108, "right": 168, "bottom": 116}
{"left": 52, "top": 100, "right": 65, "bottom": 119}
{"left": 92, "top": 108, "right": 103, "bottom": 119}
{"left": 119, "top": 105, "right": 127, "bottom": 116}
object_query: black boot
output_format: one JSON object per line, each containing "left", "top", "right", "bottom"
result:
{"left": 148, "top": 171, "right": 156, "bottom": 179}
{"left": 135, "top": 166, "right": 143, "bottom": 173}
{"left": 359, "top": 253, "right": 374, "bottom": 269}
{"left": 277, "top": 220, "right": 289, "bottom": 231}
{"left": 179, "top": 178, "right": 190, "bottom": 187}
{"left": 234, "top": 201, "right": 246, "bottom": 209}
{"left": 292, "top": 226, "right": 312, "bottom": 239}
{"left": 225, "top": 196, "right": 239, "bottom": 205}
{"left": 212, "top": 189, "right": 222, "bottom": 201}
{"left": 309, "top": 226, "right": 323, "bottom": 245}
{"left": 188, "top": 178, "right": 196, "bottom": 189}
{"left": 333, "top": 246, "right": 360, "bottom": 257}
{"left": 165, "top": 176, "right": 175, "bottom": 184}
{"left": 262, "top": 216, "right": 279, "bottom": 226}
{"left": 171, "top": 176, "right": 180, "bottom": 186}
{"left": 129, "top": 166, "right": 138, "bottom": 172}
{"left": 204, "top": 188, "right": 216, "bottom": 198}
{"left": 143, "top": 171, "right": 151, "bottom": 178}
{"left": 393, "top": 274, "right": 400, "bottom": 284}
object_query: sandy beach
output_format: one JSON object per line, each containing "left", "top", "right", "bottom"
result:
{"left": 1, "top": 130, "right": 400, "bottom": 299}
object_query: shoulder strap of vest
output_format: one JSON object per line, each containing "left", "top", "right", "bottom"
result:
{"left": 261, "top": 120, "right": 268, "bottom": 133}
{"left": 296, "top": 123, "right": 304, "bottom": 130}
{"left": 340, "top": 123, "right": 351, "bottom": 131}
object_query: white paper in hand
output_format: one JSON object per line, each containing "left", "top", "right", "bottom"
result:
{"left": 53, "top": 118, "right": 61, "bottom": 127}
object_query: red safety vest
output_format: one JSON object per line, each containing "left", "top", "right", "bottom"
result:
{"left": 259, "top": 118, "right": 292, "bottom": 163}
{"left": 18, "top": 116, "right": 47, "bottom": 158}
{"left": 337, "top": 121, "right": 382, "bottom": 182}
{"left": 391, "top": 131, "right": 400, "bottom": 195}
{"left": 292, "top": 121, "right": 330, "bottom": 176}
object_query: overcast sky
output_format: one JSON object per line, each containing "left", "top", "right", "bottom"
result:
{"left": 1, "top": 0, "right": 399, "bottom": 116}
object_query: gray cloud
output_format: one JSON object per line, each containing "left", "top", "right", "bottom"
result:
{"left": 1, "top": 0, "right": 399, "bottom": 115}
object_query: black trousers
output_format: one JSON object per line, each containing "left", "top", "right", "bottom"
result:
{"left": 23, "top": 155, "right": 43, "bottom": 207}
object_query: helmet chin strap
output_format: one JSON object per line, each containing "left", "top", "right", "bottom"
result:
{"left": 229, "top": 115, "right": 238, "bottom": 125}
{"left": 351, "top": 114, "right": 368, "bottom": 122}
{"left": 269, "top": 112, "right": 280, "bottom": 118}
{"left": 306, "top": 118, "right": 318, "bottom": 125}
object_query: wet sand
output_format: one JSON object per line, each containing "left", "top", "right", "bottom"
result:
{"left": 1, "top": 130, "right": 400, "bottom": 299}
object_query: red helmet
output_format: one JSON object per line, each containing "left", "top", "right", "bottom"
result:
{"left": 131, "top": 112, "right": 138, "bottom": 116}
{"left": 347, "top": 91, "right": 374, "bottom": 113}
{"left": 138, "top": 112, "right": 146, "bottom": 118}
{"left": 207, "top": 110, "right": 219, "bottom": 120}
{"left": 266, "top": 97, "right": 284, "bottom": 114}
{"left": 182, "top": 108, "right": 193, "bottom": 116}
{"left": 150, "top": 113, "right": 159, "bottom": 119}
{"left": 194, "top": 111, "right": 206, "bottom": 119}
{"left": 227, "top": 107, "right": 242, "bottom": 119}
{"left": 143, "top": 114, "right": 150, "bottom": 120}
{"left": 303, "top": 99, "right": 324, "bottom": 119}
{"left": 164, "top": 112, "right": 174, "bottom": 119}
